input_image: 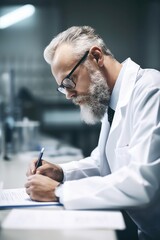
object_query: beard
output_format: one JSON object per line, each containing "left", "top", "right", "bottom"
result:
{"left": 72, "top": 67, "right": 111, "bottom": 124}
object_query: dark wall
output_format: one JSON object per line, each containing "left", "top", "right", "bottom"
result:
{"left": 58, "top": 0, "right": 160, "bottom": 69}
{"left": 0, "top": 0, "right": 160, "bottom": 156}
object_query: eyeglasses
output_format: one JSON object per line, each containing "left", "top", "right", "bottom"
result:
{"left": 57, "top": 50, "right": 89, "bottom": 94}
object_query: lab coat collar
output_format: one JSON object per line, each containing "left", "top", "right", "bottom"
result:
{"left": 109, "top": 59, "right": 126, "bottom": 110}
{"left": 110, "top": 58, "right": 140, "bottom": 132}
{"left": 116, "top": 58, "right": 140, "bottom": 108}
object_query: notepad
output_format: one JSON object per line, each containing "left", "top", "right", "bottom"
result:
{"left": 0, "top": 188, "right": 61, "bottom": 208}
{"left": 2, "top": 209, "right": 126, "bottom": 230}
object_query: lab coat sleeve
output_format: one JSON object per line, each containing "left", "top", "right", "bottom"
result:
{"left": 59, "top": 146, "right": 101, "bottom": 181}
{"left": 58, "top": 78, "right": 160, "bottom": 210}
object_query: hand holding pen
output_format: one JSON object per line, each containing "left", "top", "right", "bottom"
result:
{"left": 35, "top": 147, "right": 45, "bottom": 170}
{"left": 25, "top": 147, "right": 60, "bottom": 202}
{"left": 26, "top": 147, "right": 63, "bottom": 182}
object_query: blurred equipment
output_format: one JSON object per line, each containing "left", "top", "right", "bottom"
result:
{"left": 14, "top": 117, "right": 40, "bottom": 152}
{"left": 0, "top": 69, "right": 40, "bottom": 159}
{"left": 0, "top": 69, "right": 16, "bottom": 160}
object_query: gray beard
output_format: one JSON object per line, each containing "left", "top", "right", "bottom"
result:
{"left": 73, "top": 69, "right": 111, "bottom": 124}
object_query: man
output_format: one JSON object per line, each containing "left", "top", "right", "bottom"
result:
{"left": 25, "top": 26, "right": 160, "bottom": 239}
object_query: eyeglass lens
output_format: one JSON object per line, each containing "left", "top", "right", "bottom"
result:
{"left": 57, "top": 50, "right": 89, "bottom": 94}
{"left": 62, "top": 78, "right": 76, "bottom": 89}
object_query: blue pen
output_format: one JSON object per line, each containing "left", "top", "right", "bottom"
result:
{"left": 35, "top": 148, "right": 45, "bottom": 169}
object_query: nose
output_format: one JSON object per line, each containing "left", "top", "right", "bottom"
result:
{"left": 65, "top": 89, "right": 76, "bottom": 99}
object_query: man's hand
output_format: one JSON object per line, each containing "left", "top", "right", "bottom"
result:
{"left": 26, "top": 159, "right": 64, "bottom": 182}
{"left": 25, "top": 174, "right": 60, "bottom": 202}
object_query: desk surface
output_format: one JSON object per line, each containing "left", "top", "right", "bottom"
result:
{"left": 0, "top": 207, "right": 118, "bottom": 240}
{"left": 0, "top": 146, "right": 121, "bottom": 240}
{"left": 0, "top": 225, "right": 117, "bottom": 240}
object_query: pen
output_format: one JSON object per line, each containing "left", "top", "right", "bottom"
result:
{"left": 35, "top": 147, "right": 45, "bottom": 169}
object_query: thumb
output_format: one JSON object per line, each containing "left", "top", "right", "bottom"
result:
{"left": 36, "top": 164, "right": 48, "bottom": 174}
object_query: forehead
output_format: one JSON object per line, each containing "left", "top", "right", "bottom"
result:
{"left": 51, "top": 44, "right": 76, "bottom": 81}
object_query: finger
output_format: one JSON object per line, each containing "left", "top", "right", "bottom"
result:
{"left": 36, "top": 163, "right": 50, "bottom": 174}
{"left": 31, "top": 159, "right": 38, "bottom": 174}
{"left": 26, "top": 166, "right": 31, "bottom": 177}
{"left": 26, "top": 160, "right": 38, "bottom": 176}
{"left": 25, "top": 187, "right": 30, "bottom": 195}
{"left": 25, "top": 181, "right": 30, "bottom": 188}
{"left": 24, "top": 175, "right": 34, "bottom": 188}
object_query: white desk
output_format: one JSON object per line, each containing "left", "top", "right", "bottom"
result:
{"left": 0, "top": 151, "right": 124, "bottom": 240}
{"left": 0, "top": 206, "right": 119, "bottom": 240}
{"left": 0, "top": 224, "right": 117, "bottom": 240}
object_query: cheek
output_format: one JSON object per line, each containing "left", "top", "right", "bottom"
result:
{"left": 76, "top": 70, "right": 91, "bottom": 93}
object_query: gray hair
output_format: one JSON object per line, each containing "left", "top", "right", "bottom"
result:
{"left": 44, "top": 26, "right": 114, "bottom": 64}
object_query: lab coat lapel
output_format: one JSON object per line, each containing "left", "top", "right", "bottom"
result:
{"left": 106, "top": 59, "right": 140, "bottom": 170}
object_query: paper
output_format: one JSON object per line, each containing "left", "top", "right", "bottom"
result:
{"left": 0, "top": 188, "right": 61, "bottom": 208}
{"left": 2, "top": 209, "right": 125, "bottom": 230}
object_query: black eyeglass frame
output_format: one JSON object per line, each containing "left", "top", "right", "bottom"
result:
{"left": 57, "top": 50, "right": 89, "bottom": 94}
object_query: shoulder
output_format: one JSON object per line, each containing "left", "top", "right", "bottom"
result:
{"left": 131, "top": 68, "right": 160, "bottom": 104}
{"left": 136, "top": 68, "right": 160, "bottom": 90}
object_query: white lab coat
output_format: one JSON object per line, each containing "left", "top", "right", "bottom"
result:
{"left": 58, "top": 59, "right": 160, "bottom": 239}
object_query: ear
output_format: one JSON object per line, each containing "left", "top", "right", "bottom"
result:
{"left": 90, "top": 46, "right": 104, "bottom": 67}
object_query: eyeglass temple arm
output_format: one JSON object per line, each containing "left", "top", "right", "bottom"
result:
{"left": 67, "top": 50, "right": 89, "bottom": 78}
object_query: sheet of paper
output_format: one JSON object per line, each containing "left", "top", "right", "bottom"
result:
{"left": 0, "top": 188, "right": 61, "bottom": 208}
{"left": 2, "top": 209, "right": 125, "bottom": 230}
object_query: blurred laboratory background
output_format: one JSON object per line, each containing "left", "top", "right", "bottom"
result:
{"left": 0, "top": 0, "right": 160, "bottom": 158}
